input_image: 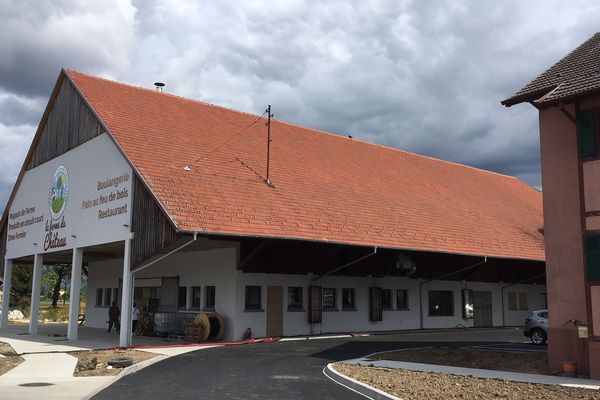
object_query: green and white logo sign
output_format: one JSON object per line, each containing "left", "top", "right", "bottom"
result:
{"left": 49, "top": 165, "right": 69, "bottom": 220}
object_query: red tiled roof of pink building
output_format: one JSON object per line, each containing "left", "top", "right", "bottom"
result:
{"left": 67, "top": 69, "right": 545, "bottom": 261}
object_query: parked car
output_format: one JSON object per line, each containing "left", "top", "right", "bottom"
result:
{"left": 524, "top": 309, "right": 548, "bottom": 345}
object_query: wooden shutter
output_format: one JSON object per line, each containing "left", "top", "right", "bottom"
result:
{"left": 578, "top": 112, "right": 596, "bottom": 158}
{"left": 369, "top": 287, "right": 383, "bottom": 321}
{"left": 308, "top": 286, "right": 322, "bottom": 323}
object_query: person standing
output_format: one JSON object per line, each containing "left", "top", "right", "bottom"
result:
{"left": 132, "top": 303, "right": 140, "bottom": 333}
{"left": 107, "top": 302, "right": 120, "bottom": 334}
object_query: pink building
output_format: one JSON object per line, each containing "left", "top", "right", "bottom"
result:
{"left": 503, "top": 32, "right": 600, "bottom": 378}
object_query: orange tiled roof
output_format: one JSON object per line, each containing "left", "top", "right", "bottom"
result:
{"left": 66, "top": 69, "right": 544, "bottom": 261}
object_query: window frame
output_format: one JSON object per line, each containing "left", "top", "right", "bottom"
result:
{"left": 428, "top": 290, "right": 454, "bottom": 317}
{"left": 396, "top": 289, "right": 409, "bottom": 310}
{"left": 104, "top": 288, "right": 112, "bottom": 308}
{"left": 322, "top": 287, "right": 337, "bottom": 311}
{"left": 507, "top": 291, "right": 529, "bottom": 310}
{"left": 287, "top": 286, "right": 303, "bottom": 311}
{"left": 191, "top": 286, "right": 202, "bottom": 310}
{"left": 204, "top": 285, "right": 216, "bottom": 311}
{"left": 381, "top": 289, "right": 393, "bottom": 310}
{"left": 244, "top": 285, "right": 263, "bottom": 312}
{"left": 177, "top": 286, "right": 188, "bottom": 310}
{"left": 95, "top": 288, "right": 104, "bottom": 307}
{"left": 341, "top": 288, "right": 356, "bottom": 311}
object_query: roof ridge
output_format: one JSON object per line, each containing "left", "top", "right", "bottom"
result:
{"left": 64, "top": 68, "right": 266, "bottom": 121}
{"left": 67, "top": 68, "right": 521, "bottom": 184}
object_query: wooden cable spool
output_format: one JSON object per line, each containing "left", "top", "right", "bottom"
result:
{"left": 206, "top": 312, "right": 224, "bottom": 341}
{"left": 189, "top": 312, "right": 224, "bottom": 342}
{"left": 192, "top": 312, "right": 210, "bottom": 342}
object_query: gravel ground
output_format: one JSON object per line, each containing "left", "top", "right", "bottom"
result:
{"left": 0, "top": 341, "right": 24, "bottom": 375}
{"left": 368, "top": 347, "right": 551, "bottom": 375}
{"left": 334, "top": 364, "right": 600, "bottom": 400}
{"left": 70, "top": 349, "right": 156, "bottom": 377}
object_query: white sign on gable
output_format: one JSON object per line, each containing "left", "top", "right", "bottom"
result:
{"left": 6, "top": 133, "right": 133, "bottom": 259}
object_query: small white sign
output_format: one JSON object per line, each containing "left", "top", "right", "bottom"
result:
{"left": 6, "top": 133, "right": 133, "bottom": 259}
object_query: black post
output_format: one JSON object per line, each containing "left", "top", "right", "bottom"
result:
{"left": 266, "top": 104, "right": 272, "bottom": 182}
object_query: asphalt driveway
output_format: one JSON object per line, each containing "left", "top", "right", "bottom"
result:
{"left": 92, "top": 328, "right": 542, "bottom": 400}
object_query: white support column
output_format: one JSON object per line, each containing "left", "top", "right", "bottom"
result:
{"left": 67, "top": 248, "right": 83, "bottom": 340}
{"left": 29, "top": 254, "right": 43, "bottom": 335}
{"left": 119, "top": 238, "right": 133, "bottom": 347}
{"left": 1, "top": 259, "right": 13, "bottom": 329}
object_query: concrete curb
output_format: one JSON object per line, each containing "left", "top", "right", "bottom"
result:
{"left": 84, "top": 354, "right": 170, "bottom": 399}
{"left": 323, "top": 363, "right": 402, "bottom": 400}
{"left": 341, "top": 357, "right": 600, "bottom": 390}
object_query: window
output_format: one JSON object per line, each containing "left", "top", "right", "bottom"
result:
{"left": 586, "top": 234, "right": 600, "bottom": 281}
{"left": 342, "top": 288, "right": 356, "bottom": 310}
{"left": 578, "top": 112, "right": 596, "bottom": 158}
{"left": 134, "top": 287, "right": 160, "bottom": 311}
{"left": 95, "top": 288, "right": 103, "bottom": 307}
{"left": 382, "top": 289, "right": 393, "bottom": 310}
{"left": 508, "top": 292, "right": 528, "bottom": 310}
{"left": 178, "top": 286, "right": 187, "bottom": 309}
{"left": 191, "top": 286, "right": 201, "bottom": 309}
{"left": 396, "top": 289, "right": 409, "bottom": 310}
{"left": 205, "top": 286, "right": 216, "bottom": 310}
{"left": 104, "top": 288, "right": 112, "bottom": 307}
{"left": 428, "top": 290, "right": 454, "bottom": 316}
{"left": 323, "top": 288, "right": 337, "bottom": 310}
{"left": 462, "top": 289, "right": 473, "bottom": 319}
{"left": 519, "top": 292, "right": 528, "bottom": 310}
{"left": 245, "top": 286, "right": 262, "bottom": 311}
{"left": 288, "top": 287, "right": 303, "bottom": 311}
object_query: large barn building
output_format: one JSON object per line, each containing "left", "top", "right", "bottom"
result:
{"left": 0, "top": 69, "right": 546, "bottom": 346}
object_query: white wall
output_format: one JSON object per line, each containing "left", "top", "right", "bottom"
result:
{"left": 234, "top": 273, "right": 546, "bottom": 339}
{"left": 86, "top": 247, "right": 239, "bottom": 339}
{"left": 86, "top": 250, "right": 546, "bottom": 341}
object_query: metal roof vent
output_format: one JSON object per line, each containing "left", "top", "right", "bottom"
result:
{"left": 154, "top": 82, "right": 165, "bottom": 92}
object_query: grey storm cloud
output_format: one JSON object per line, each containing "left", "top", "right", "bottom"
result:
{"left": 0, "top": 0, "right": 599, "bottom": 212}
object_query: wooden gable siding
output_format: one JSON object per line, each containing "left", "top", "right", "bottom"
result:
{"left": 27, "top": 78, "right": 101, "bottom": 170}
{"left": 131, "top": 175, "right": 181, "bottom": 268}
{"left": 0, "top": 226, "right": 5, "bottom": 276}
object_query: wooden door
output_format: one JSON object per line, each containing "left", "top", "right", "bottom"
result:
{"left": 473, "top": 291, "right": 493, "bottom": 327}
{"left": 266, "top": 286, "right": 283, "bottom": 337}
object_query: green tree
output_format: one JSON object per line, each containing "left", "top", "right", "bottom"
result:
{"left": 9, "top": 264, "right": 32, "bottom": 310}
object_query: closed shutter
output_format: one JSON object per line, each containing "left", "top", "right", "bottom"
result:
{"left": 308, "top": 286, "right": 322, "bottom": 323}
{"left": 578, "top": 112, "right": 596, "bottom": 158}
{"left": 370, "top": 287, "right": 383, "bottom": 321}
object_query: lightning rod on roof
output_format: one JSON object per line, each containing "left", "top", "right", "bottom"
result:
{"left": 154, "top": 82, "right": 165, "bottom": 92}
{"left": 265, "top": 104, "right": 273, "bottom": 185}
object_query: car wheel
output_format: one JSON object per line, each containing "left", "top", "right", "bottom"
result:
{"left": 530, "top": 328, "right": 547, "bottom": 345}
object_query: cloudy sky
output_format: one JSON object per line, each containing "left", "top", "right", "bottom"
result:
{"left": 0, "top": 0, "right": 598, "bottom": 213}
